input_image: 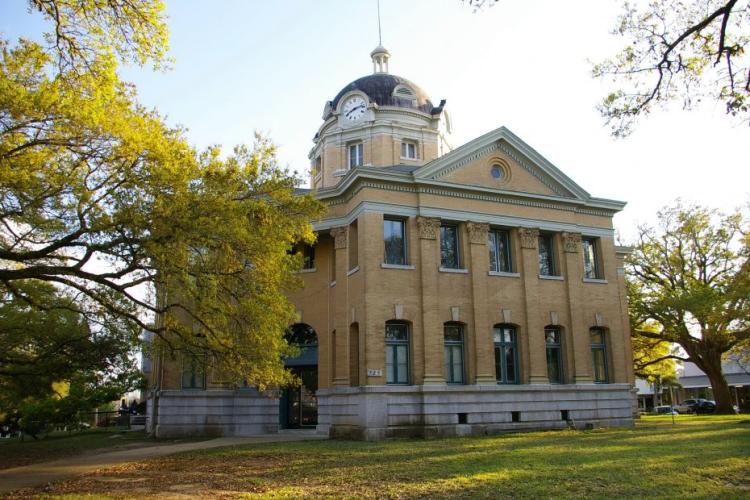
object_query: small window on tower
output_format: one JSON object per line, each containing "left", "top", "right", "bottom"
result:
{"left": 401, "top": 141, "right": 418, "bottom": 160}
{"left": 313, "top": 156, "right": 322, "bottom": 179}
{"left": 349, "top": 142, "right": 363, "bottom": 168}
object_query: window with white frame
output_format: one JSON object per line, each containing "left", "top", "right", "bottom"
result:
{"left": 582, "top": 237, "right": 603, "bottom": 279}
{"left": 538, "top": 233, "right": 558, "bottom": 276}
{"left": 400, "top": 140, "right": 417, "bottom": 160}
{"left": 489, "top": 228, "right": 513, "bottom": 273}
{"left": 349, "top": 142, "right": 363, "bottom": 168}
{"left": 444, "top": 323, "right": 465, "bottom": 384}
{"left": 384, "top": 217, "right": 407, "bottom": 265}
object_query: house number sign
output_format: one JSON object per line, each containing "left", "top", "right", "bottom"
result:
{"left": 367, "top": 368, "right": 383, "bottom": 377}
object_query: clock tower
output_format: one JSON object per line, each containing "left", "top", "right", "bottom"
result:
{"left": 309, "top": 46, "right": 452, "bottom": 189}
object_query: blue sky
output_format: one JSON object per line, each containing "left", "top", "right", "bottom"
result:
{"left": 2, "top": 0, "right": 748, "bottom": 240}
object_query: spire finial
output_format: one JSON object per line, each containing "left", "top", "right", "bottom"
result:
{"left": 371, "top": 0, "right": 390, "bottom": 73}
{"left": 377, "top": 0, "right": 382, "bottom": 45}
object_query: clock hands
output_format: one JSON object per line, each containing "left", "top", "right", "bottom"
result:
{"left": 346, "top": 104, "right": 365, "bottom": 119}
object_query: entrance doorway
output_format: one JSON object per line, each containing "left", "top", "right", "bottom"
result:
{"left": 281, "top": 323, "right": 318, "bottom": 428}
{"left": 283, "top": 366, "right": 318, "bottom": 427}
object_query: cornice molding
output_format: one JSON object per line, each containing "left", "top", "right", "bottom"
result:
{"left": 313, "top": 200, "right": 616, "bottom": 239}
{"left": 316, "top": 175, "right": 623, "bottom": 216}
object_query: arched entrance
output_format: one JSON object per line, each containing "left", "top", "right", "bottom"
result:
{"left": 280, "top": 323, "right": 318, "bottom": 428}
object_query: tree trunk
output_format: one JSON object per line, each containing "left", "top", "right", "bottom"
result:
{"left": 702, "top": 357, "right": 734, "bottom": 414}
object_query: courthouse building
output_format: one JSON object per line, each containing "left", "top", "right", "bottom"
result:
{"left": 147, "top": 46, "right": 636, "bottom": 439}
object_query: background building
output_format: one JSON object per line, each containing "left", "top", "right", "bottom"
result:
{"left": 147, "top": 47, "right": 636, "bottom": 439}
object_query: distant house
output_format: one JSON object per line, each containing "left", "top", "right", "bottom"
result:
{"left": 677, "top": 358, "right": 749, "bottom": 411}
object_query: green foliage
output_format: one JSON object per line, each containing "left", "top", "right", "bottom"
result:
{"left": 593, "top": 0, "right": 750, "bottom": 137}
{"left": 0, "top": 281, "right": 142, "bottom": 436}
{"left": 0, "top": 1, "right": 324, "bottom": 393}
{"left": 627, "top": 201, "right": 750, "bottom": 412}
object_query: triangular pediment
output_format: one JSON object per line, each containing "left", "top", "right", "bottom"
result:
{"left": 414, "top": 126, "right": 590, "bottom": 200}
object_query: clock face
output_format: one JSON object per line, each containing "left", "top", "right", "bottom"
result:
{"left": 343, "top": 96, "right": 367, "bottom": 121}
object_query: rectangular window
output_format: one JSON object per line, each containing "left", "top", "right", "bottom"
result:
{"left": 444, "top": 323, "right": 465, "bottom": 384}
{"left": 181, "top": 355, "right": 206, "bottom": 389}
{"left": 349, "top": 142, "right": 363, "bottom": 168}
{"left": 349, "top": 220, "right": 358, "bottom": 269}
{"left": 384, "top": 218, "right": 407, "bottom": 265}
{"left": 538, "top": 233, "right": 557, "bottom": 276}
{"left": 582, "top": 237, "right": 602, "bottom": 279}
{"left": 590, "top": 328, "right": 609, "bottom": 383}
{"left": 385, "top": 322, "right": 409, "bottom": 384}
{"left": 440, "top": 224, "right": 460, "bottom": 269}
{"left": 302, "top": 244, "right": 315, "bottom": 269}
{"left": 330, "top": 237, "right": 336, "bottom": 282}
{"left": 313, "top": 156, "right": 322, "bottom": 178}
{"left": 493, "top": 325, "right": 518, "bottom": 384}
{"left": 489, "top": 229, "right": 512, "bottom": 273}
{"left": 400, "top": 141, "right": 417, "bottom": 159}
{"left": 545, "top": 327, "right": 563, "bottom": 384}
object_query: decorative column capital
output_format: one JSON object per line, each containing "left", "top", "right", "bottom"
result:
{"left": 416, "top": 216, "right": 440, "bottom": 240}
{"left": 518, "top": 227, "right": 539, "bottom": 249}
{"left": 561, "top": 232, "right": 582, "bottom": 253}
{"left": 467, "top": 221, "right": 490, "bottom": 245}
{"left": 330, "top": 226, "right": 348, "bottom": 249}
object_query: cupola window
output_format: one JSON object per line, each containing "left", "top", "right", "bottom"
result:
{"left": 394, "top": 85, "right": 415, "bottom": 98}
{"left": 401, "top": 140, "right": 418, "bottom": 160}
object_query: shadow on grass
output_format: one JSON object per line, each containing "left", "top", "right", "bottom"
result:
{"left": 11, "top": 417, "right": 750, "bottom": 499}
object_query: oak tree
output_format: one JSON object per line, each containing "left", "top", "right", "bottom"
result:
{"left": 594, "top": 0, "right": 750, "bottom": 137}
{"left": 1, "top": 0, "right": 324, "bottom": 390}
{"left": 627, "top": 202, "right": 750, "bottom": 413}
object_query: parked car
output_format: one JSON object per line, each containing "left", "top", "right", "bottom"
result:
{"left": 674, "top": 398, "right": 706, "bottom": 414}
{"left": 654, "top": 405, "right": 679, "bottom": 415}
{"left": 693, "top": 400, "right": 718, "bottom": 414}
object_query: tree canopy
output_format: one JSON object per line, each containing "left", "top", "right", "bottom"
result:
{"left": 627, "top": 202, "right": 750, "bottom": 413}
{"left": 1, "top": 0, "right": 324, "bottom": 392}
{"left": 594, "top": 0, "right": 750, "bottom": 137}
{"left": 631, "top": 322, "right": 679, "bottom": 383}
{"left": 0, "top": 280, "right": 141, "bottom": 435}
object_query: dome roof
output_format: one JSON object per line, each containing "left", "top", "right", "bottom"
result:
{"left": 328, "top": 73, "right": 443, "bottom": 118}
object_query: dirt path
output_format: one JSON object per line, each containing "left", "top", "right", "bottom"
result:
{"left": 0, "top": 431, "right": 326, "bottom": 495}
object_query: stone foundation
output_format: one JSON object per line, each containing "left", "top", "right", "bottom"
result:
{"left": 147, "top": 384, "right": 634, "bottom": 440}
{"left": 147, "top": 389, "right": 280, "bottom": 438}
{"left": 317, "top": 384, "right": 634, "bottom": 441}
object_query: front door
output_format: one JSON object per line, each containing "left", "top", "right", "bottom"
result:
{"left": 284, "top": 366, "right": 318, "bottom": 428}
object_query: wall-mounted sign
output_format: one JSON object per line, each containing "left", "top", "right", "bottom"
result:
{"left": 367, "top": 368, "right": 383, "bottom": 377}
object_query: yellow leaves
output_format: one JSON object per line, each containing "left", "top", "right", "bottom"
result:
{"left": 51, "top": 380, "right": 70, "bottom": 398}
{"left": 31, "top": 0, "right": 170, "bottom": 71}
{"left": 2, "top": 1, "right": 323, "bottom": 391}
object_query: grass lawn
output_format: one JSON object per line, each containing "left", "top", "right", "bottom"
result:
{"left": 0, "top": 428, "right": 199, "bottom": 471}
{"left": 10, "top": 415, "right": 750, "bottom": 499}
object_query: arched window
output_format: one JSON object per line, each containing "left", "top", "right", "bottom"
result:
{"left": 444, "top": 322, "right": 465, "bottom": 384}
{"left": 394, "top": 85, "right": 415, "bottom": 98}
{"left": 385, "top": 321, "right": 409, "bottom": 384}
{"left": 493, "top": 324, "right": 518, "bottom": 384}
{"left": 590, "top": 327, "right": 609, "bottom": 383}
{"left": 285, "top": 323, "right": 318, "bottom": 346}
{"left": 544, "top": 326, "right": 563, "bottom": 384}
